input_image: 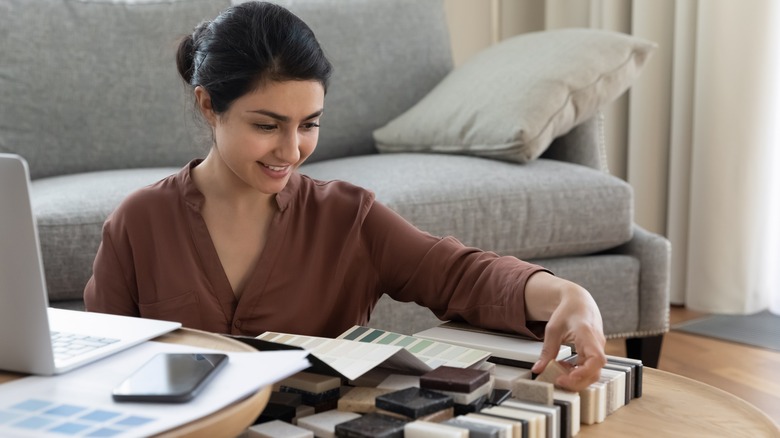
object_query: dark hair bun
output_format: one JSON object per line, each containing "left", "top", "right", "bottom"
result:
{"left": 176, "top": 21, "right": 210, "bottom": 85}
{"left": 175, "top": 33, "right": 196, "bottom": 84}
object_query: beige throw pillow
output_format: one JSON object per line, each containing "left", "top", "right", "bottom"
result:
{"left": 373, "top": 28, "right": 657, "bottom": 163}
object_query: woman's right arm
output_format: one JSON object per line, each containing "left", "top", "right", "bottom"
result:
{"left": 83, "top": 217, "right": 140, "bottom": 316}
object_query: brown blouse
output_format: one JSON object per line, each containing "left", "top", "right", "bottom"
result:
{"left": 84, "top": 160, "right": 548, "bottom": 339}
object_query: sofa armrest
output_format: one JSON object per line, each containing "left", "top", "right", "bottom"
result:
{"left": 607, "top": 224, "right": 671, "bottom": 335}
{"left": 540, "top": 112, "right": 608, "bottom": 172}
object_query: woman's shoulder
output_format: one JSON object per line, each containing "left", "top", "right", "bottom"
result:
{"left": 120, "top": 173, "right": 183, "bottom": 209}
{"left": 107, "top": 168, "right": 189, "bottom": 227}
{"left": 297, "top": 173, "right": 376, "bottom": 207}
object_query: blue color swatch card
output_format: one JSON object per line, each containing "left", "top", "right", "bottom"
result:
{"left": 0, "top": 398, "right": 157, "bottom": 437}
{"left": 0, "top": 341, "right": 310, "bottom": 437}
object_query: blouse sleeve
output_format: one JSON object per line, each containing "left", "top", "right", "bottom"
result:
{"left": 83, "top": 215, "right": 140, "bottom": 317}
{"left": 361, "top": 200, "right": 550, "bottom": 339}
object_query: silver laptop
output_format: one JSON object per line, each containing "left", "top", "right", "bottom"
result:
{"left": 0, "top": 153, "right": 181, "bottom": 375}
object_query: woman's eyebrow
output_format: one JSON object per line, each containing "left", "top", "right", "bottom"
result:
{"left": 247, "top": 109, "right": 324, "bottom": 122}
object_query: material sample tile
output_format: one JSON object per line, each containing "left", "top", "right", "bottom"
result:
{"left": 337, "top": 387, "right": 393, "bottom": 414}
{"left": 511, "top": 378, "right": 554, "bottom": 405}
{"left": 334, "top": 412, "right": 408, "bottom": 438}
{"left": 553, "top": 389, "right": 580, "bottom": 435}
{"left": 429, "top": 376, "right": 494, "bottom": 405}
{"left": 245, "top": 420, "right": 314, "bottom": 438}
{"left": 377, "top": 374, "right": 420, "bottom": 390}
{"left": 375, "top": 387, "right": 454, "bottom": 419}
{"left": 297, "top": 410, "right": 361, "bottom": 438}
{"left": 534, "top": 360, "right": 569, "bottom": 386}
{"left": 491, "top": 364, "right": 533, "bottom": 391}
{"left": 443, "top": 417, "right": 503, "bottom": 438}
{"left": 420, "top": 366, "right": 490, "bottom": 393}
{"left": 404, "top": 420, "right": 468, "bottom": 437}
{"left": 279, "top": 372, "right": 342, "bottom": 394}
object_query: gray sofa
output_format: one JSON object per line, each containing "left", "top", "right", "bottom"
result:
{"left": 0, "top": 0, "right": 670, "bottom": 366}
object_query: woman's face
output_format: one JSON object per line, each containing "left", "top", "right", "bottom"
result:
{"left": 202, "top": 80, "right": 325, "bottom": 195}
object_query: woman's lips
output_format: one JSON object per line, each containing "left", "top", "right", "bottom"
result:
{"left": 258, "top": 161, "right": 291, "bottom": 178}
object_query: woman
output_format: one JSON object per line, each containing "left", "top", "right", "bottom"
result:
{"left": 84, "top": 1, "right": 605, "bottom": 391}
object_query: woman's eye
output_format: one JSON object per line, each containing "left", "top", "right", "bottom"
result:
{"left": 302, "top": 122, "right": 320, "bottom": 131}
{"left": 254, "top": 124, "right": 277, "bottom": 132}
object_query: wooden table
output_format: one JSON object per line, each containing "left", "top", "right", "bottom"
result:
{"left": 3, "top": 334, "right": 778, "bottom": 437}
{"left": 577, "top": 367, "right": 780, "bottom": 437}
{"left": 0, "top": 328, "right": 271, "bottom": 438}
{"left": 151, "top": 328, "right": 271, "bottom": 437}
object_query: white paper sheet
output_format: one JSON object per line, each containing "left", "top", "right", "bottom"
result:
{"left": 257, "top": 327, "right": 491, "bottom": 381}
{"left": 0, "top": 341, "right": 310, "bottom": 437}
{"left": 415, "top": 325, "right": 572, "bottom": 362}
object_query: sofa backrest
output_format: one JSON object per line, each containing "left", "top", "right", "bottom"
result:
{"left": 0, "top": 0, "right": 231, "bottom": 179}
{"left": 275, "top": 0, "right": 454, "bottom": 163}
{"left": 0, "top": 0, "right": 453, "bottom": 179}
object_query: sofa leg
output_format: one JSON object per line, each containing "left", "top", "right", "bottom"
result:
{"left": 625, "top": 335, "right": 663, "bottom": 368}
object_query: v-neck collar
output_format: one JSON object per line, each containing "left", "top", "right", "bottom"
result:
{"left": 177, "top": 160, "right": 299, "bottom": 325}
{"left": 179, "top": 159, "right": 300, "bottom": 212}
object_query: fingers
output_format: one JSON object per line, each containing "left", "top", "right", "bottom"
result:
{"left": 531, "top": 327, "right": 563, "bottom": 374}
{"left": 533, "top": 339, "right": 605, "bottom": 392}
{"left": 555, "top": 354, "right": 604, "bottom": 392}
{"left": 554, "top": 340, "right": 607, "bottom": 392}
{"left": 525, "top": 278, "right": 607, "bottom": 391}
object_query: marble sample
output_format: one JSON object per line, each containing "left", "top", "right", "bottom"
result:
{"left": 429, "top": 376, "right": 494, "bottom": 404}
{"left": 280, "top": 386, "right": 341, "bottom": 406}
{"left": 280, "top": 372, "right": 342, "bottom": 393}
{"left": 459, "top": 414, "right": 515, "bottom": 437}
{"left": 511, "top": 378, "right": 554, "bottom": 405}
{"left": 269, "top": 391, "right": 302, "bottom": 407}
{"left": 333, "top": 412, "right": 408, "bottom": 438}
{"left": 293, "top": 405, "right": 316, "bottom": 425}
{"left": 486, "top": 388, "right": 511, "bottom": 406}
{"left": 420, "top": 366, "right": 490, "bottom": 393}
{"left": 534, "top": 360, "right": 569, "bottom": 386}
{"left": 442, "top": 417, "right": 503, "bottom": 438}
{"left": 453, "top": 394, "right": 488, "bottom": 416}
{"left": 296, "top": 410, "right": 361, "bottom": 438}
{"left": 245, "top": 420, "right": 314, "bottom": 438}
{"left": 480, "top": 405, "right": 545, "bottom": 438}
{"left": 375, "top": 407, "right": 454, "bottom": 423}
{"left": 490, "top": 364, "right": 533, "bottom": 391}
{"left": 376, "top": 374, "right": 420, "bottom": 390}
{"left": 375, "top": 387, "right": 454, "bottom": 419}
{"left": 256, "top": 403, "right": 296, "bottom": 424}
{"left": 337, "top": 386, "right": 393, "bottom": 413}
{"left": 467, "top": 412, "right": 527, "bottom": 437}
{"left": 404, "top": 420, "right": 468, "bottom": 437}
{"left": 501, "top": 399, "right": 560, "bottom": 438}
{"left": 554, "top": 388, "right": 580, "bottom": 436}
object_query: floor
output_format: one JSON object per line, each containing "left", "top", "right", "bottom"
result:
{"left": 606, "top": 306, "right": 780, "bottom": 426}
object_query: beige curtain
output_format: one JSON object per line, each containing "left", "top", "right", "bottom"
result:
{"left": 484, "top": 0, "right": 780, "bottom": 314}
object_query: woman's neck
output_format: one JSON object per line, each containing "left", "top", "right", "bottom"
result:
{"left": 192, "top": 150, "right": 276, "bottom": 214}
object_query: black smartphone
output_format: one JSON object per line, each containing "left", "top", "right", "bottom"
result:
{"left": 112, "top": 353, "right": 229, "bottom": 403}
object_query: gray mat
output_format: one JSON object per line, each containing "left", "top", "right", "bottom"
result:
{"left": 673, "top": 310, "right": 780, "bottom": 352}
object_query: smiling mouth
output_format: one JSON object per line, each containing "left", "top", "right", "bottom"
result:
{"left": 260, "top": 162, "right": 289, "bottom": 172}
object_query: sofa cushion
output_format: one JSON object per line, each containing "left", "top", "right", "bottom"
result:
{"left": 0, "top": 0, "right": 228, "bottom": 179}
{"left": 300, "top": 154, "right": 633, "bottom": 260}
{"left": 31, "top": 168, "right": 179, "bottom": 302}
{"left": 373, "top": 28, "right": 656, "bottom": 163}
{"left": 272, "top": 0, "right": 453, "bottom": 163}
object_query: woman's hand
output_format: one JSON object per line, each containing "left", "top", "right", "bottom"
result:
{"left": 525, "top": 271, "right": 607, "bottom": 392}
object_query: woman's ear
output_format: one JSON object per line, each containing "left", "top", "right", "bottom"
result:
{"left": 194, "top": 86, "right": 217, "bottom": 127}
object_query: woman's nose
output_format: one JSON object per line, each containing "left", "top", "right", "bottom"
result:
{"left": 276, "top": 130, "right": 301, "bottom": 164}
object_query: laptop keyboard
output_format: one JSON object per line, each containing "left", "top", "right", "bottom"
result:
{"left": 50, "top": 331, "right": 120, "bottom": 362}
